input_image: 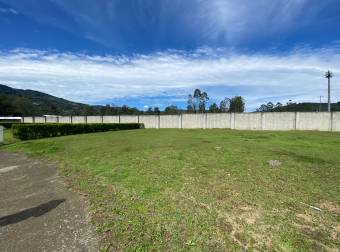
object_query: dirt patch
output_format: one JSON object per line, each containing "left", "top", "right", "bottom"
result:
{"left": 297, "top": 213, "right": 314, "bottom": 223}
{"left": 238, "top": 205, "right": 260, "bottom": 225}
{"left": 215, "top": 202, "right": 269, "bottom": 249}
{"left": 331, "top": 224, "right": 340, "bottom": 240}
{"left": 319, "top": 201, "right": 340, "bottom": 214}
{"left": 0, "top": 151, "right": 98, "bottom": 251}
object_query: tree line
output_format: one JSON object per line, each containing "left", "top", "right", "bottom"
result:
{"left": 1, "top": 84, "right": 246, "bottom": 116}
{"left": 256, "top": 100, "right": 340, "bottom": 112}
{"left": 186, "top": 89, "right": 245, "bottom": 113}
{"left": 142, "top": 89, "right": 246, "bottom": 115}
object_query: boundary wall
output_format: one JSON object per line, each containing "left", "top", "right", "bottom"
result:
{"left": 16, "top": 112, "right": 340, "bottom": 132}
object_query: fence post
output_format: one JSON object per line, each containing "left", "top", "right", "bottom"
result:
{"left": 118, "top": 115, "right": 121, "bottom": 124}
{"left": 158, "top": 115, "right": 160, "bottom": 129}
{"left": 230, "top": 113, "right": 235, "bottom": 129}
{"left": 137, "top": 115, "right": 140, "bottom": 124}
{"left": 70, "top": 115, "right": 73, "bottom": 124}
{"left": 204, "top": 113, "right": 208, "bottom": 129}
{"left": 261, "top": 112, "right": 265, "bottom": 130}
{"left": 180, "top": 114, "right": 183, "bottom": 129}
{"left": 178, "top": 114, "right": 182, "bottom": 129}
{"left": 44, "top": 116, "right": 47, "bottom": 124}
{"left": 101, "top": 115, "right": 104, "bottom": 124}
{"left": 294, "top": 112, "right": 299, "bottom": 130}
{"left": 57, "top": 116, "right": 59, "bottom": 124}
{"left": 85, "top": 115, "right": 88, "bottom": 124}
{"left": 330, "top": 112, "right": 334, "bottom": 132}
{"left": 33, "top": 116, "right": 36, "bottom": 124}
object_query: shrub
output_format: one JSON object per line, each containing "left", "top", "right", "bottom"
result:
{"left": 0, "top": 122, "right": 17, "bottom": 129}
{"left": 12, "top": 123, "right": 144, "bottom": 140}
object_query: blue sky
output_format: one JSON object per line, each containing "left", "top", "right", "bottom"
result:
{"left": 0, "top": 0, "right": 340, "bottom": 111}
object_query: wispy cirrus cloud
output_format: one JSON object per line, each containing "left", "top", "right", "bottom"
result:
{"left": 2, "top": 0, "right": 338, "bottom": 51}
{"left": 0, "top": 7, "right": 18, "bottom": 14}
{"left": 0, "top": 48, "right": 339, "bottom": 110}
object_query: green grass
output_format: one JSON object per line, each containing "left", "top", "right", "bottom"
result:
{"left": 2, "top": 129, "right": 340, "bottom": 251}
{"left": 2, "top": 128, "right": 19, "bottom": 145}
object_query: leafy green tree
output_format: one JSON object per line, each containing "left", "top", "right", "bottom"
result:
{"left": 187, "top": 95, "right": 195, "bottom": 113}
{"left": 187, "top": 89, "right": 209, "bottom": 113}
{"left": 145, "top": 107, "right": 153, "bottom": 115}
{"left": 83, "top": 105, "right": 95, "bottom": 115}
{"left": 209, "top": 103, "right": 220, "bottom": 113}
{"left": 257, "top": 102, "right": 284, "bottom": 112}
{"left": 154, "top": 107, "right": 160, "bottom": 115}
{"left": 220, "top": 97, "right": 231, "bottom": 112}
{"left": 164, "top": 105, "right": 180, "bottom": 114}
{"left": 229, "top": 96, "right": 245, "bottom": 112}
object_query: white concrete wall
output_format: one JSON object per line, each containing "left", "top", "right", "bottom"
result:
{"left": 34, "top": 117, "right": 46, "bottom": 123}
{"left": 72, "top": 116, "right": 86, "bottom": 123}
{"left": 234, "top": 113, "right": 262, "bottom": 130}
{"left": 139, "top": 115, "right": 158, "bottom": 128}
{"left": 182, "top": 114, "right": 205, "bottom": 128}
{"left": 23, "top": 117, "right": 34, "bottom": 123}
{"left": 58, "top": 116, "right": 71, "bottom": 123}
{"left": 46, "top": 116, "right": 58, "bottom": 123}
{"left": 11, "top": 113, "right": 340, "bottom": 132}
{"left": 332, "top": 112, "right": 340, "bottom": 132}
{"left": 296, "top": 112, "right": 332, "bottom": 131}
{"left": 206, "top": 113, "right": 231, "bottom": 129}
{"left": 86, "top": 116, "right": 102, "bottom": 123}
{"left": 262, "top": 112, "right": 295, "bottom": 131}
{"left": 120, "top": 115, "right": 138, "bottom": 123}
{"left": 103, "top": 116, "right": 119, "bottom": 123}
{"left": 160, "top": 115, "right": 180, "bottom": 128}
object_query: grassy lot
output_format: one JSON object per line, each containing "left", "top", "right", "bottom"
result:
{"left": 1, "top": 129, "right": 340, "bottom": 251}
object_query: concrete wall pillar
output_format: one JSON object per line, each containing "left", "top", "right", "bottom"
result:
{"left": 261, "top": 112, "right": 265, "bottom": 130}
{"left": 331, "top": 112, "right": 334, "bottom": 131}
{"left": 294, "top": 112, "right": 299, "bottom": 130}
{"left": 230, "top": 113, "right": 235, "bottom": 129}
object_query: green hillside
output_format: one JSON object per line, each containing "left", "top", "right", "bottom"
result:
{"left": 0, "top": 84, "right": 139, "bottom": 116}
{"left": 257, "top": 101, "right": 340, "bottom": 112}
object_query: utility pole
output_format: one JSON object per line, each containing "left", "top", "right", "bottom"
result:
{"left": 325, "top": 70, "right": 333, "bottom": 112}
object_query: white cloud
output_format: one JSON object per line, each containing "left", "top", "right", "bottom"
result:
{"left": 1, "top": 0, "right": 332, "bottom": 49}
{"left": 0, "top": 48, "right": 339, "bottom": 110}
{"left": 0, "top": 7, "right": 18, "bottom": 15}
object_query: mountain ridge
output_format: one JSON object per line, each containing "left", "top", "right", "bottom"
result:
{"left": 0, "top": 84, "right": 139, "bottom": 116}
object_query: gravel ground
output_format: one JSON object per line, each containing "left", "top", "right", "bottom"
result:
{"left": 0, "top": 151, "right": 98, "bottom": 252}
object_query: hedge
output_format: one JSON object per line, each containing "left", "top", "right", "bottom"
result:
{"left": 0, "top": 122, "right": 18, "bottom": 129}
{"left": 12, "top": 123, "right": 144, "bottom": 140}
